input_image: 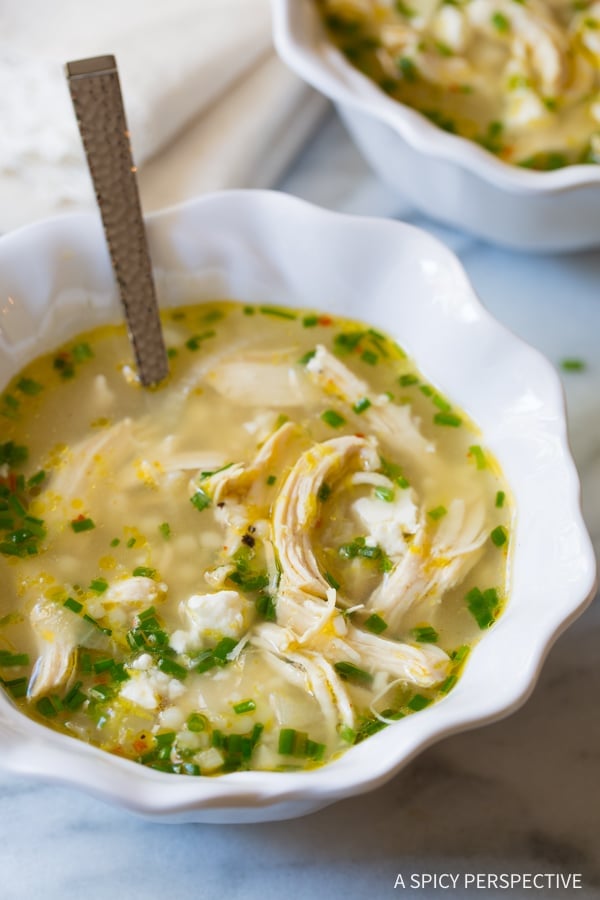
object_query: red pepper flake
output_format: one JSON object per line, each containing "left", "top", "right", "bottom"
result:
{"left": 318, "top": 315, "right": 333, "bottom": 326}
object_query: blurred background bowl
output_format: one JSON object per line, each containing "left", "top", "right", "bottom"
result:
{"left": 272, "top": 0, "right": 600, "bottom": 253}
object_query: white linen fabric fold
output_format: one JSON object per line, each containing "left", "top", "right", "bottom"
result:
{"left": 0, "top": 0, "right": 326, "bottom": 231}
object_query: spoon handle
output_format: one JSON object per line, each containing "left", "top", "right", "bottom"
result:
{"left": 66, "top": 55, "right": 168, "bottom": 387}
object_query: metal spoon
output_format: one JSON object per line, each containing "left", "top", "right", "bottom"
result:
{"left": 66, "top": 55, "right": 168, "bottom": 387}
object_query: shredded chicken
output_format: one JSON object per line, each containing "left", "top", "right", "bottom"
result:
{"left": 368, "top": 498, "right": 488, "bottom": 631}
{"left": 306, "top": 345, "right": 433, "bottom": 467}
{"left": 273, "top": 434, "right": 380, "bottom": 599}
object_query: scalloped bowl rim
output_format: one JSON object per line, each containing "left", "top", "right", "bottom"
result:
{"left": 272, "top": 0, "right": 600, "bottom": 195}
{"left": 0, "top": 191, "right": 596, "bottom": 821}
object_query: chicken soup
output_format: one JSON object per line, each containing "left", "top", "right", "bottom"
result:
{"left": 0, "top": 301, "right": 511, "bottom": 775}
{"left": 319, "top": 0, "right": 600, "bottom": 170}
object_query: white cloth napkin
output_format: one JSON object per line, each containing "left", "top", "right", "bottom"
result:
{"left": 0, "top": 0, "right": 326, "bottom": 232}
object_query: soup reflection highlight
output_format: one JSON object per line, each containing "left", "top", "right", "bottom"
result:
{"left": 0, "top": 301, "right": 511, "bottom": 775}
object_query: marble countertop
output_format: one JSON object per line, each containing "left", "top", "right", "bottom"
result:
{"left": 1, "top": 111, "right": 599, "bottom": 900}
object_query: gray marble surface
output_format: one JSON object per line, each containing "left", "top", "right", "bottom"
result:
{"left": 0, "top": 112, "right": 598, "bottom": 900}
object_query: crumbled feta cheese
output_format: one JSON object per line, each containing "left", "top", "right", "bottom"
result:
{"left": 170, "top": 590, "right": 253, "bottom": 653}
{"left": 129, "top": 653, "right": 153, "bottom": 671}
{"left": 195, "top": 747, "right": 224, "bottom": 772}
{"left": 120, "top": 674, "right": 158, "bottom": 710}
{"left": 158, "top": 707, "right": 186, "bottom": 730}
{"left": 352, "top": 488, "right": 419, "bottom": 558}
{"left": 432, "top": 5, "right": 471, "bottom": 53}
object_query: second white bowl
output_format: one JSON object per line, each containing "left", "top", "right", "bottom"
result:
{"left": 272, "top": 0, "right": 600, "bottom": 253}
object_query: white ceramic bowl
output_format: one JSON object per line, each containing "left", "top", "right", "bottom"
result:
{"left": 0, "top": 191, "right": 595, "bottom": 822}
{"left": 272, "top": 0, "right": 600, "bottom": 253}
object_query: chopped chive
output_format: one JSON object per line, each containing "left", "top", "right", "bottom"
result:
{"left": 243, "top": 306, "right": 255, "bottom": 316}
{"left": 16, "top": 377, "right": 43, "bottom": 396}
{"left": 8, "top": 495, "right": 26, "bottom": 517}
{"left": 72, "top": 342, "right": 94, "bottom": 362}
{"left": 258, "top": 306, "right": 297, "bottom": 320}
{"left": 185, "top": 330, "right": 216, "bottom": 351}
{"left": 374, "top": 486, "right": 395, "bottom": 502}
{"left": 126, "top": 537, "right": 136, "bottom": 548}
{"left": 469, "top": 445, "right": 487, "bottom": 469}
{"left": 278, "top": 728, "right": 297, "bottom": 755}
{"left": 466, "top": 587, "right": 500, "bottom": 629}
{"left": 411, "top": 625, "right": 439, "bottom": 643}
{"left": 200, "top": 309, "right": 225, "bottom": 324}
{"left": 432, "top": 393, "right": 451, "bottom": 412}
{"left": 0, "top": 542, "right": 28, "bottom": 557}
{"left": 110, "top": 538, "right": 120, "bottom": 547}
{"left": 306, "top": 740, "right": 326, "bottom": 761}
{"left": 0, "top": 441, "right": 28, "bottom": 467}
{"left": 338, "top": 541, "right": 358, "bottom": 559}
{"left": 324, "top": 571, "right": 340, "bottom": 590}
{"left": 364, "top": 613, "right": 388, "bottom": 635}
{"left": 379, "top": 553, "right": 393, "bottom": 573}
{"left": 2, "top": 676, "right": 28, "bottom": 698}
{"left": 227, "top": 570, "right": 269, "bottom": 592}
{"left": 361, "top": 349, "right": 378, "bottom": 366}
{"left": 398, "top": 373, "right": 419, "bottom": 387}
{"left": 407, "top": 694, "right": 432, "bottom": 711}
{"left": 159, "top": 522, "right": 171, "bottom": 539}
{"left": 440, "top": 674, "right": 458, "bottom": 694}
{"left": 298, "top": 349, "right": 317, "bottom": 366}
{"left": 434, "top": 412, "right": 462, "bottom": 427}
{"left": 233, "top": 699, "right": 256, "bottom": 715}
{"left": 92, "top": 658, "right": 115, "bottom": 674}
{"left": 302, "top": 315, "right": 319, "bottom": 327}
{"left": 490, "top": 525, "right": 508, "bottom": 547}
{"left": 0, "top": 651, "right": 29, "bottom": 667}
{"left": 338, "top": 724, "right": 356, "bottom": 744}
{"left": 137, "top": 606, "right": 157, "bottom": 622}
{"left": 428, "top": 505, "right": 447, "bottom": 521}
{"left": 63, "top": 681, "right": 87, "bottom": 710}
{"left": 213, "top": 637, "right": 238, "bottom": 661}
{"left": 89, "top": 578, "right": 108, "bottom": 593}
{"left": 334, "top": 661, "right": 373, "bottom": 685}
{"left": 560, "top": 358, "right": 586, "bottom": 372}
{"left": 321, "top": 409, "right": 346, "bottom": 429}
{"left": 495, "top": 491, "right": 506, "bottom": 508}
{"left": 63, "top": 597, "right": 83, "bottom": 614}
{"left": 255, "top": 592, "right": 277, "bottom": 621}
{"left": 36, "top": 696, "right": 59, "bottom": 717}
{"left": 83, "top": 614, "right": 112, "bottom": 636}
{"left": 266, "top": 475, "right": 277, "bottom": 486}
{"left": 27, "top": 470, "right": 46, "bottom": 488}
{"left": 70, "top": 516, "right": 95, "bottom": 533}
{"left": 155, "top": 731, "right": 176, "bottom": 749}
{"left": 157, "top": 657, "right": 188, "bottom": 680}
{"left": 111, "top": 663, "right": 129, "bottom": 683}
{"left": 397, "top": 56, "right": 419, "bottom": 82}
{"left": 167, "top": 348, "right": 178, "bottom": 359}
{"left": 352, "top": 396, "right": 372, "bottom": 414}
{"left": 133, "top": 566, "right": 157, "bottom": 579}
{"left": 317, "top": 482, "right": 331, "bottom": 502}
{"left": 190, "top": 488, "right": 211, "bottom": 511}
{"left": 491, "top": 11, "right": 510, "bottom": 31}
{"left": 23, "top": 516, "right": 46, "bottom": 538}
{"left": 333, "top": 331, "right": 364, "bottom": 355}
{"left": 357, "top": 544, "right": 381, "bottom": 560}
{"left": 451, "top": 644, "right": 470, "bottom": 663}
{"left": 187, "top": 713, "right": 207, "bottom": 732}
